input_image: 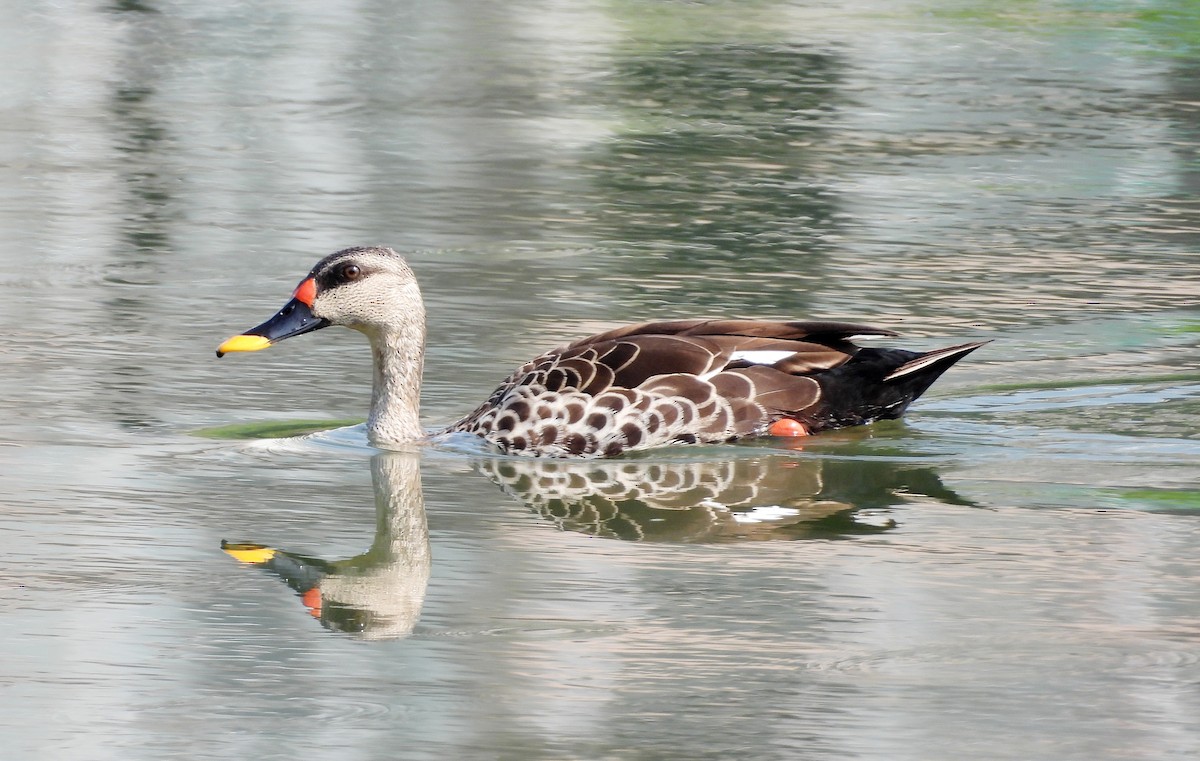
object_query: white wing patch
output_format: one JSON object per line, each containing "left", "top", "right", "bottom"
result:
{"left": 731, "top": 505, "right": 802, "bottom": 524}
{"left": 728, "top": 350, "right": 797, "bottom": 365}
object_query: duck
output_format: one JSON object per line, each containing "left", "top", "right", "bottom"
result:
{"left": 217, "top": 246, "right": 987, "bottom": 458}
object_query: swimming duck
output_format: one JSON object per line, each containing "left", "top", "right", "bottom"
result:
{"left": 217, "top": 246, "right": 986, "bottom": 457}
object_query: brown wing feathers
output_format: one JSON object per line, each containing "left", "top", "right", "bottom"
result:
{"left": 447, "top": 319, "right": 886, "bottom": 456}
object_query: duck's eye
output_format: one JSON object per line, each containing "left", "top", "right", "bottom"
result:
{"left": 341, "top": 264, "right": 362, "bottom": 281}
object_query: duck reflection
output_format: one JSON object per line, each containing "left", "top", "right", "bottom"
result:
{"left": 222, "top": 452, "right": 430, "bottom": 640}
{"left": 478, "top": 453, "right": 973, "bottom": 542}
{"left": 222, "top": 447, "right": 971, "bottom": 637}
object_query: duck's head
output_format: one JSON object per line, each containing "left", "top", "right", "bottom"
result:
{"left": 217, "top": 246, "right": 423, "bottom": 357}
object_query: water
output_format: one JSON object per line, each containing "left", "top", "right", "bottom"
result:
{"left": 3, "top": 1, "right": 1200, "bottom": 759}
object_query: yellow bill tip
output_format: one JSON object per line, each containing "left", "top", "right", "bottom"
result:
{"left": 216, "top": 334, "right": 272, "bottom": 357}
{"left": 222, "top": 543, "right": 278, "bottom": 564}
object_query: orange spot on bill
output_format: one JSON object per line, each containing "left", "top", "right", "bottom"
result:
{"left": 768, "top": 418, "right": 809, "bottom": 437}
{"left": 302, "top": 587, "right": 322, "bottom": 617}
{"left": 293, "top": 277, "right": 317, "bottom": 307}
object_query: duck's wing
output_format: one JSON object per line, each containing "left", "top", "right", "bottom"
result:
{"left": 447, "top": 320, "right": 900, "bottom": 456}
{"left": 558, "top": 318, "right": 896, "bottom": 381}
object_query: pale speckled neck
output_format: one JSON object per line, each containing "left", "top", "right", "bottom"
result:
{"left": 363, "top": 312, "right": 426, "bottom": 447}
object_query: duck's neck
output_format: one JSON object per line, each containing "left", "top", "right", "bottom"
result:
{"left": 363, "top": 313, "right": 426, "bottom": 446}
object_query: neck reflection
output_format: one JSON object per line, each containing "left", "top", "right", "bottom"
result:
{"left": 223, "top": 451, "right": 430, "bottom": 640}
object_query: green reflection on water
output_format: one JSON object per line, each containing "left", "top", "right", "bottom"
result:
{"left": 193, "top": 419, "right": 363, "bottom": 440}
{"left": 1114, "top": 488, "right": 1200, "bottom": 511}
{"left": 975, "top": 372, "right": 1200, "bottom": 394}
{"left": 923, "top": 0, "right": 1200, "bottom": 57}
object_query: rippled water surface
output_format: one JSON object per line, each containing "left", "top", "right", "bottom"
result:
{"left": 3, "top": 1, "right": 1200, "bottom": 759}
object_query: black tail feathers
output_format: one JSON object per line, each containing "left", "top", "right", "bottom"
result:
{"left": 811, "top": 340, "right": 988, "bottom": 431}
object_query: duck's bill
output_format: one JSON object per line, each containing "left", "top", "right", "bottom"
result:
{"left": 216, "top": 297, "right": 330, "bottom": 357}
{"left": 221, "top": 541, "right": 279, "bottom": 564}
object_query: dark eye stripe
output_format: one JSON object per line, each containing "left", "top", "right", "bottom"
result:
{"left": 316, "top": 262, "right": 364, "bottom": 290}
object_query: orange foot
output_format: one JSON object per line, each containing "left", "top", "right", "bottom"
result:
{"left": 768, "top": 419, "right": 809, "bottom": 437}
